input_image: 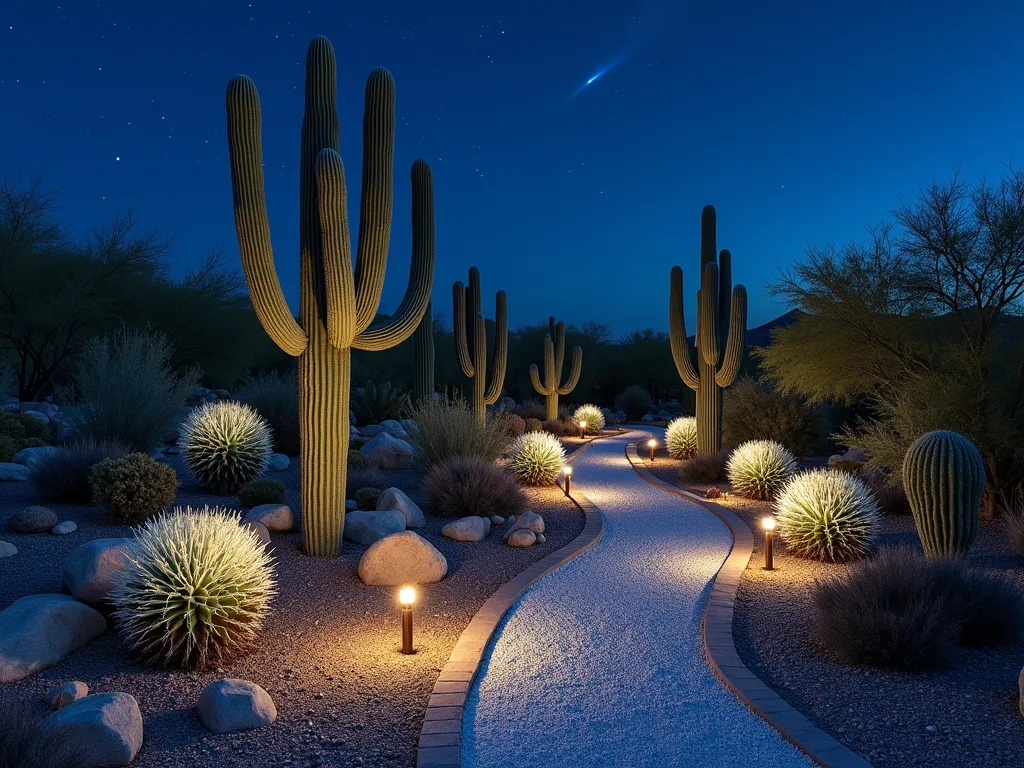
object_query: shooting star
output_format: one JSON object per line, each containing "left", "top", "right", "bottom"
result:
{"left": 568, "top": 60, "right": 622, "bottom": 100}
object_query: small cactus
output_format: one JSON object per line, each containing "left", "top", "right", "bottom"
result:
{"left": 453, "top": 268, "right": 508, "bottom": 424}
{"left": 179, "top": 401, "right": 272, "bottom": 495}
{"left": 509, "top": 431, "right": 565, "bottom": 486}
{"left": 665, "top": 416, "right": 698, "bottom": 460}
{"left": 571, "top": 404, "right": 604, "bottom": 435}
{"left": 529, "top": 316, "right": 582, "bottom": 422}
{"left": 727, "top": 439, "right": 797, "bottom": 500}
{"left": 903, "top": 430, "right": 985, "bottom": 556}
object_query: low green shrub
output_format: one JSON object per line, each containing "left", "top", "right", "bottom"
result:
{"left": 542, "top": 419, "right": 576, "bottom": 438}
{"left": 509, "top": 431, "right": 565, "bottom": 485}
{"left": 424, "top": 458, "right": 527, "bottom": 518}
{"left": 665, "top": 416, "right": 698, "bottom": 460}
{"left": 723, "top": 376, "right": 823, "bottom": 457}
{"left": 348, "top": 449, "right": 372, "bottom": 469}
{"left": 90, "top": 453, "right": 178, "bottom": 524}
{"left": 351, "top": 380, "right": 409, "bottom": 426}
{"left": 726, "top": 440, "right": 798, "bottom": 500}
{"left": 407, "top": 391, "right": 511, "bottom": 470}
{"left": 524, "top": 417, "right": 543, "bottom": 433}
{"left": 504, "top": 414, "right": 526, "bottom": 437}
{"left": 354, "top": 487, "right": 382, "bottom": 511}
{"left": 677, "top": 451, "right": 728, "bottom": 483}
{"left": 30, "top": 437, "right": 131, "bottom": 503}
{"left": 614, "top": 385, "right": 652, "bottom": 419}
{"left": 237, "top": 369, "right": 300, "bottom": 456}
{"left": 238, "top": 479, "right": 285, "bottom": 507}
{"left": 179, "top": 400, "right": 272, "bottom": 494}
{"left": 0, "top": 410, "right": 50, "bottom": 462}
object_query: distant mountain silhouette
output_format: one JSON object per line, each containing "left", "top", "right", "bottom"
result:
{"left": 687, "top": 309, "right": 803, "bottom": 348}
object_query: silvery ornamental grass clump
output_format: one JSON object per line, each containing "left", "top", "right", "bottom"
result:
{"left": 665, "top": 416, "right": 698, "bottom": 460}
{"left": 726, "top": 439, "right": 798, "bottom": 500}
{"left": 509, "top": 430, "right": 565, "bottom": 485}
{"left": 110, "top": 505, "right": 276, "bottom": 669}
{"left": 180, "top": 400, "right": 272, "bottom": 494}
{"left": 776, "top": 469, "right": 882, "bottom": 562}
{"left": 572, "top": 404, "right": 605, "bottom": 435}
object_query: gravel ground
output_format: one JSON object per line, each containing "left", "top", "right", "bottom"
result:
{"left": 463, "top": 429, "right": 811, "bottom": 768}
{"left": 650, "top": 454, "right": 1024, "bottom": 768}
{"left": 0, "top": 452, "right": 584, "bottom": 768}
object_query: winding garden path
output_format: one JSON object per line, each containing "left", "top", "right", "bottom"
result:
{"left": 461, "top": 429, "right": 812, "bottom": 768}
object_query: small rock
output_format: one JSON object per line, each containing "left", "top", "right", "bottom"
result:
{"left": 357, "top": 531, "right": 448, "bottom": 586}
{"left": 376, "top": 487, "right": 425, "bottom": 528}
{"left": 641, "top": 414, "right": 655, "bottom": 422}
{"left": 0, "top": 462, "right": 30, "bottom": 481}
{"left": 62, "top": 538, "right": 134, "bottom": 605}
{"left": 11, "top": 445, "right": 60, "bottom": 466}
{"left": 45, "top": 692, "right": 143, "bottom": 767}
{"left": 359, "top": 432, "right": 414, "bottom": 470}
{"left": 925, "top": 725, "right": 937, "bottom": 733}
{"left": 242, "top": 521, "right": 271, "bottom": 548}
{"left": 507, "top": 515, "right": 516, "bottom": 526}
{"left": 507, "top": 510, "right": 544, "bottom": 535}
{"left": 345, "top": 499, "right": 357, "bottom": 511}
{"left": 49, "top": 680, "right": 89, "bottom": 710}
{"left": 706, "top": 487, "right": 722, "bottom": 499}
{"left": 491, "top": 515, "right": 505, "bottom": 526}
{"left": 266, "top": 453, "right": 290, "bottom": 472}
{"left": 8, "top": 505, "right": 58, "bottom": 533}
{"left": 442, "top": 516, "right": 491, "bottom": 542}
{"left": 344, "top": 510, "right": 406, "bottom": 547}
{"left": 0, "top": 594, "right": 107, "bottom": 683}
{"left": 52, "top": 521, "right": 78, "bottom": 535}
{"left": 0, "top": 540, "right": 16, "bottom": 558}
{"left": 506, "top": 529, "right": 537, "bottom": 548}
{"left": 197, "top": 678, "right": 277, "bottom": 734}
{"left": 536, "top": 533, "right": 546, "bottom": 544}
{"left": 242, "top": 504, "right": 295, "bottom": 532}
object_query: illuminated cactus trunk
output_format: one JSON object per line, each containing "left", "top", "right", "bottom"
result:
{"left": 225, "top": 36, "right": 435, "bottom": 556}
{"left": 903, "top": 430, "right": 985, "bottom": 556}
{"left": 412, "top": 299, "right": 434, "bottom": 404}
{"left": 453, "top": 267, "right": 507, "bottom": 425}
{"left": 529, "top": 316, "right": 582, "bottom": 421}
{"left": 669, "top": 205, "right": 747, "bottom": 454}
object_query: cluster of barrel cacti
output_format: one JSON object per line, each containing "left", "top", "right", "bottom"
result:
{"left": 452, "top": 267, "right": 508, "bottom": 425}
{"left": 529, "top": 316, "right": 582, "bottom": 421}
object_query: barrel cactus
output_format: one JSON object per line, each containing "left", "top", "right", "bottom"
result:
{"left": 180, "top": 400, "right": 272, "bottom": 494}
{"left": 903, "top": 430, "right": 985, "bottom": 556}
{"left": 665, "top": 416, "right": 698, "bottom": 459}
{"left": 509, "top": 431, "right": 565, "bottom": 486}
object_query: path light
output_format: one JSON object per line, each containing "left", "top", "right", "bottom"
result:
{"left": 562, "top": 465, "right": 573, "bottom": 496}
{"left": 647, "top": 438, "right": 657, "bottom": 463}
{"left": 578, "top": 420, "right": 587, "bottom": 439}
{"left": 761, "top": 517, "right": 776, "bottom": 571}
{"left": 399, "top": 586, "right": 416, "bottom": 654}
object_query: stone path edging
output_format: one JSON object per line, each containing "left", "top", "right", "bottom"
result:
{"left": 415, "top": 440, "right": 605, "bottom": 768}
{"left": 624, "top": 440, "right": 870, "bottom": 768}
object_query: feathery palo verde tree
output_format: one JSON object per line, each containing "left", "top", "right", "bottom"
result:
{"left": 453, "top": 267, "right": 507, "bottom": 424}
{"left": 529, "top": 316, "right": 582, "bottom": 421}
{"left": 669, "top": 205, "right": 748, "bottom": 454}
{"left": 225, "top": 36, "right": 435, "bottom": 556}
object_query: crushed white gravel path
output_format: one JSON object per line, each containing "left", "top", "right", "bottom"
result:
{"left": 462, "top": 429, "right": 812, "bottom": 768}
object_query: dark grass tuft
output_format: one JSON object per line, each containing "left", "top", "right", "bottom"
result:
{"left": 424, "top": 457, "right": 528, "bottom": 519}
{"left": 677, "top": 451, "right": 729, "bottom": 484}
{"left": 238, "top": 478, "right": 286, "bottom": 507}
{"left": 30, "top": 437, "right": 131, "bottom": 503}
{"left": 0, "top": 696, "right": 88, "bottom": 768}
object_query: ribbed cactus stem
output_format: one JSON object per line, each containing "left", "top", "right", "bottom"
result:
{"left": 669, "top": 205, "right": 748, "bottom": 455}
{"left": 412, "top": 299, "right": 434, "bottom": 404}
{"left": 529, "top": 315, "right": 583, "bottom": 421}
{"left": 453, "top": 268, "right": 507, "bottom": 425}
{"left": 903, "top": 430, "right": 985, "bottom": 556}
{"left": 226, "top": 36, "right": 434, "bottom": 556}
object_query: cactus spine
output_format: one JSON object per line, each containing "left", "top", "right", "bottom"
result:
{"left": 529, "top": 316, "right": 582, "bottom": 422}
{"left": 903, "top": 430, "right": 985, "bottom": 556}
{"left": 453, "top": 267, "right": 507, "bottom": 424}
{"left": 669, "top": 205, "right": 748, "bottom": 454}
{"left": 412, "top": 299, "right": 435, "bottom": 404}
{"left": 225, "top": 36, "right": 435, "bottom": 556}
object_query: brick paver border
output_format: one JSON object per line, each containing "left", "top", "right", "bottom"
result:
{"left": 415, "top": 437, "right": 607, "bottom": 768}
{"left": 624, "top": 440, "right": 870, "bottom": 768}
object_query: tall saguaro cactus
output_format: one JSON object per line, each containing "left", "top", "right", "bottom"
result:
{"left": 529, "top": 316, "right": 582, "bottom": 421}
{"left": 453, "top": 267, "right": 507, "bottom": 424}
{"left": 225, "top": 36, "right": 435, "bottom": 556}
{"left": 669, "top": 205, "right": 747, "bottom": 454}
{"left": 412, "top": 299, "right": 435, "bottom": 404}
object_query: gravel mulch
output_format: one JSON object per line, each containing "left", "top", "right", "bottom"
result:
{"left": 0, "top": 453, "right": 584, "bottom": 768}
{"left": 648, "top": 453, "right": 1024, "bottom": 768}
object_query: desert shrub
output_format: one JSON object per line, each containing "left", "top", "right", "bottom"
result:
{"left": 407, "top": 391, "right": 511, "bottom": 470}
{"left": 348, "top": 449, "right": 372, "bottom": 469}
{"left": 811, "top": 548, "right": 1024, "bottom": 669}
{"left": 179, "top": 400, "right": 272, "bottom": 494}
{"left": 347, "top": 464, "right": 381, "bottom": 495}
{"left": 354, "top": 487, "right": 381, "bottom": 510}
{"left": 722, "top": 377, "right": 822, "bottom": 457}
{"left": 509, "top": 431, "right": 565, "bottom": 485}
{"left": 572, "top": 404, "right": 605, "bottom": 435}
{"left": 0, "top": 696, "right": 87, "bottom": 768}
{"left": 237, "top": 369, "right": 299, "bottom": 456}
{"left": 90, "top": 453, "right": 178, "bottom": 524}
{"left": 350, "top": 380, "right": 408, "bottom": 425}
{"left": 504, "top": 414, "right": 526, "bottom": 437}
{"left": 30, "top": 437, "right": 131, "bottom": 503}
{"left": 425, "top": 457, "right": 527, "bottom": 518}
{"left": 678, "top": 451, "right": 729, "bottom": 483}
{"left": 517, "top": 399, "right": 547, "bottom": 420}
{"left": 111, "top": 506, "right": 276, "bottom": 669}
{"left": 237, "top": 478, "right": 285, "bottom": 507}
{"left": 614, "top": 385, "right": 652, "bottom": 419}
{"left": 72, "top": 327, "right": 199, "bottom": 452}
{"left": 665, "top": 416, "right": 698, "bottom": 460}
{"left": 0, "top": 411, "right": 50, "bottom": 462}
{"left": 775, "top": 470, "right": 881, "bottom": 562}
{"left": 542, "top": 418, "right": 576, "bottom": 437}
{"left": 862, "top": 470, "right": 911, "bottom": 515}
{"left": 727, "top": 440, "right": 797, "bottom": 500}
{"left": 524, "top": 417, "right": 543, "bottom": 433}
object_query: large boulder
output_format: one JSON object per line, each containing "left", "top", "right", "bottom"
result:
{"left": 0, "top": 594, "right": 107, "bottom": 682}
{"left": 376, "top": 487, "right": 425, "bottom": 528}
{"left": 242, "top": 504, "right": 295, "bottom": 532}
{"left": 0, "top": 462, "right": 30, "bottom": 481}
{"left": 11, "top": 445, "right": 60, "bottom": 466}
{"left": 344, "top": 510, "right": 406, "bottom": 547}
{"left": 359, "top": 432, "right": 414, "bottom": 469}
{"left": 62, "top": 538, "right": 135, "bottom": 605}
{"left": 266, "top": 453, "right": 289, "bottom": 472}
{"left": 442, "top": 516, "right": 491, "bottom": 542}
{"left": 8, "top": 505, "right": 58, "bottom": 533}
{"left": 357, "top": 531, "right": 448, "bottom": 586}
{"left": 49, "top": 680, "right": 90, "bottom": 710}
{"left": 197, "top": 678, "right": 277, "bottom": 734}
{"left": 46, "top": 692, "right": 143, "bottom": 767}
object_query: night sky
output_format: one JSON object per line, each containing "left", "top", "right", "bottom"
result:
{"left": 3, "top": 1, "right": 1021, "bottom": 335}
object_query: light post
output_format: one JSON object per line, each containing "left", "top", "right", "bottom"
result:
{"left": 578, "top": 420, "right": 587, "bottom": 439}
{"left": 562, "top": 465, "right": 572, "bottom": 496}
{"left": 761, "top": 518, "right": 776, "bottom": 571}
{"left": 399, "top": 587, "right": 416, "bottom": 654}
{"left": 647, "top": 438, "right": 657, "bottom": 463}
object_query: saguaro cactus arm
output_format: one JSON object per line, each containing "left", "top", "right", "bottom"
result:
{"left": 551, "top": 318, "right": 566, "bottom": 381}
{"left": 669, "top": 265, "right": 700, "bottom": 390}
{"left": 483, "top": 290, "right": 508, "bottom": 404}
{"left": 557, "top": 346, "right": 582, "bottom": 395}
{"left": 715, "top": 284, "right": 748, "bottom": 387}
{"left": 698, "top": 262, "right": 721, "bottom": 367}
{"left": 225, "top": 76, "right": 309, "bottom": 357}
{"left": 453, "top": 281, "right": 475, "bottom": 377}
{"left": 315, "top": 148, "right": 357, "bottom": 348}
{"left": 529, "top": 363, "right": 548, "bottom": 395}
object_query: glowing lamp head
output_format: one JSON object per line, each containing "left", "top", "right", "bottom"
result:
{"left": 647, "top": 439, "right": 657, "bottom": 448}
{"left": 562, "top": 465, "right": 573, "bottom": 476}
{"left": 761, "top": 517, "right": 777, "bottom": 532}
{"left": 399, "top": 587, "right": 416, "bottom": 606}
{"left": 579, "top": 420, "right": 587, "bottom": 428}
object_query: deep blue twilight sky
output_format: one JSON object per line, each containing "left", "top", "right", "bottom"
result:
{"left": 2, "top": 1, "right": 1021, "bottom": 335}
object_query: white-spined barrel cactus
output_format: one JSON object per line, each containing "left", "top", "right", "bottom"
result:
{"left": 665, "top": 416, "right": 698, "bottom": 459}
{"left": 727, "top": 439, "right": 797, "bottom": 500}
{"left": 509, "top": 431, "right": 565, "bottom": 486}
{"left": 572, "top": 404, "right": 604, "bottom": 435}
{"left": 180, "top": 400, "right": 272, "bottom": 494}
{"left": 903, "top": 430, "right": 985, "bottom": 556}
